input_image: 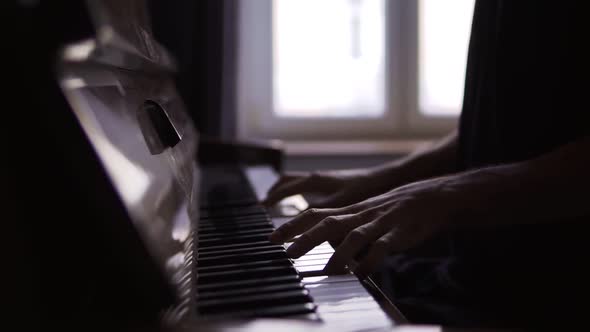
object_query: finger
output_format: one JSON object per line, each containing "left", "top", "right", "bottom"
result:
{"left": 328, "top": 236, "right": 345, "bottom": 249}
{"left": 324, "top": 204, "right": 383, "bottom": 248}
{"left": 325, "top": 229, "right": 373, "bottom": 274}
{"left": 269, "top": 208, "right": 332, "bottom": 243}
{"left": 314, "top": 189, "right": 362, "bottom": 209}
{"left": 286, "top": 214, "right": 352, "bottom": 258}
{"left": 266, "top": 172, "right": 306, "bottom": 195}
{"left": 354, "top": 229, "right": 398, "bottom": 280}
{"left": 323, "top": 208, "right": 387, "bottom": 274}
{"left": 263, "top": 177, "right": 308, "bottom": 206}
{"left": 264, "top": 175, "right": 330, "bottom": 206}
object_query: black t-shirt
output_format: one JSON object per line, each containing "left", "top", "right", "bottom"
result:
{"left": 389, "top": 0, "right": 589, "bottom": 327}
{"left": 459, "top": 0, "right": 589, "bottom": 168}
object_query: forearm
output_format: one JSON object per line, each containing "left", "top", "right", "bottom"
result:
{"left": 368, "top": 130, "right": 459, "bottom": 189}
{"left": 444, "top": 136, "right": 590, "bottom": 226}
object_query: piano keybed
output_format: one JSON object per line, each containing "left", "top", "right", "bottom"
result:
{"left": 193, "top": 166, "right": 399, "bottom": 328}
{"left": 195, "top": 204, "right": 316, "bottom": 317}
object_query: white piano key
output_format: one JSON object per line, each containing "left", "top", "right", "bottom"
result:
{"left": 299, "top": 246, "right": 334, "bottom": 255}
{"left": 297, "top": 249, "right": 334, "bottom": 257}
{"left": 292, "top": 253, "right": 333, "bottom": 261}
{"left": 306, "top": 285, "right": 371, "bottom": 300}
{"left": 305, "top": 285, "right": 367, "bottom": 297}
{"left": 293, "top": 259, "right": 329, "bottom": 267}
{"left": 296, "top": 264, "right": 328, "bottom": 275}
{"left": 304, "top": 282, "right": 359, "bottom": 289}
{"left": 313, "top": 294, "right": 378, "bottom": 303}
{"left": 316, "top": 314, "right": 392, "bottom": 332}
{"left": 287, "top": 241, "right": 330, "bottom": 247}
{"left": 295, "top": 252, "right": 334, "bottom": 259}
{"left": 317, "top": 302, "right": 382, "bottom": 314}
{"left": 302, "top": 274, "right": 359, "bottom": 284}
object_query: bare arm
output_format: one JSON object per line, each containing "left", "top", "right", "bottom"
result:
{"left": 368, "top": 130, "right": 459, "bottom": 191}
{"left": 264, "top": 130, "right": 459, "bottom": 207}
{"left": 270, "top": 136, "right": 590, "bottom": 278}
{"left": 446, "top": 135, "right": 590, "bottom": 226}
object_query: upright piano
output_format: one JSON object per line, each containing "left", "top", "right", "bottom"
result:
{"left": 35, "top": 0, "right": 410, "bottom": 330}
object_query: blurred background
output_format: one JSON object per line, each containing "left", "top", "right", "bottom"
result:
{"left": 148, "top": 0, "right": 475, "bottom": 171}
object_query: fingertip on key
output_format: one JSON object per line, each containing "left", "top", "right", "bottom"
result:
{"left": 268, "top": 231, "right": 283, "bottom": 244}
{"left": 286, "top": 243, "right": 303, "bottom": 258}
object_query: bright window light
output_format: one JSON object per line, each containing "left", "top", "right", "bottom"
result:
{"left": 419, "top": 0, "right": 475, "bottom": 116}
{"left": 273, "top": 0, "right": 386, "bottom": 118}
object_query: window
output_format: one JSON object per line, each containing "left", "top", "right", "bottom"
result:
{"left": 275, "top": 0, "right": 386, "bottom": 118}
{"left": 238, "top": 0, "right": 475, "bottom": 141}
{"left": 419, "top": 0, "right": 475, "bottom": 116}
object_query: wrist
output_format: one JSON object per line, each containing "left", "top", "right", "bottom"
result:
{"left": 436, "top": 167, "right": 510, "bottom": 227}
{"left": 431, "top": 174, "right": 469, "bottom": 228}
{"left": 365, "top": 162, "right": 406, "bottom": 191}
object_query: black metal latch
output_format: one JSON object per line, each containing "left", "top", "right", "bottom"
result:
{"left": 137, "top": 100, "right": 181, "bottom": 155}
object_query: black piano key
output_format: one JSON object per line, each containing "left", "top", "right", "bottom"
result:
{"left": 196, "top": 259, "right": 292, "bottom": 274}
{"left": 197, "top": 240, "right": 278, "bottom": 253}
{"left": 197, "top": 275, "right": 301, "bottom": 293}
{"left": 197, "top": 234, "right": 272, "bottom": 247}
{"left": 201, "top": 201, "right": 262, "bottom": 209}
{"left": 197, "top": 245, "right": 285, "bottom": 258}
{"left": 201, "top": 205, "right": 265, "bottom": 214}
{"left": 199, "top": 212, "right": 269, "bottom": 221}
{"left": 197, "top": 289, "right": 312, "bottom": 314}
{"left": 198, "top": 220, "right": 272, "bottom": 231}
{"left": 200, "top": 207, "right": 267, "bottom": 220}
{"left": 198, "top": 223, "right": 273, "bottom": 234}
{"left": 198, "top": 228, "right": 273, "bottom": 240}
{"left": 197, "top": 250, "right": 288, "bottom": 267}
{"left": 197, "top": 282, "right": 306, "bottom": 301}
{"left": 196, "top": 167, "right": 320, "bottom": 318}
{"left": 199, "top": 220, "right": 272, "bottom": 228}
{"left": 200, "top": 198, "right": 258, "bottom": 210}
{"left": 197, "top": 266, "right": 297, "bottom": 284}
{"left": 198, "top": 224, "right": 273, "bottom": 235}
{"left": 198, "top": 215, "right": 271, "bottom": 227}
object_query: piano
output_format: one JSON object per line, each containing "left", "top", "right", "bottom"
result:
{"left": 186, "top": 164, "right": 407, "bottom": 330}
{"left": 27, "top": 0, "right": 413, "bottom": 330}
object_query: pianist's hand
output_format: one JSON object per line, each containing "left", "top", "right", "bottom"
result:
{"left": 269, "top": 175, "right": 458, "bottom": 279}
{"left": 263, "top": 168, "right": 390, "bottom": 208}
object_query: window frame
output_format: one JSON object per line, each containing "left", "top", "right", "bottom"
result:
{"left": 237, "top": 0, "right": 459, "bottom": 142}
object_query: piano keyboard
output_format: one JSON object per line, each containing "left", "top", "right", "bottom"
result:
{"left": 193, "top": 165, "right": 403, "bottom": 329}
{"left": 195, "top": 204, "right": 316, "bottom": 318}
